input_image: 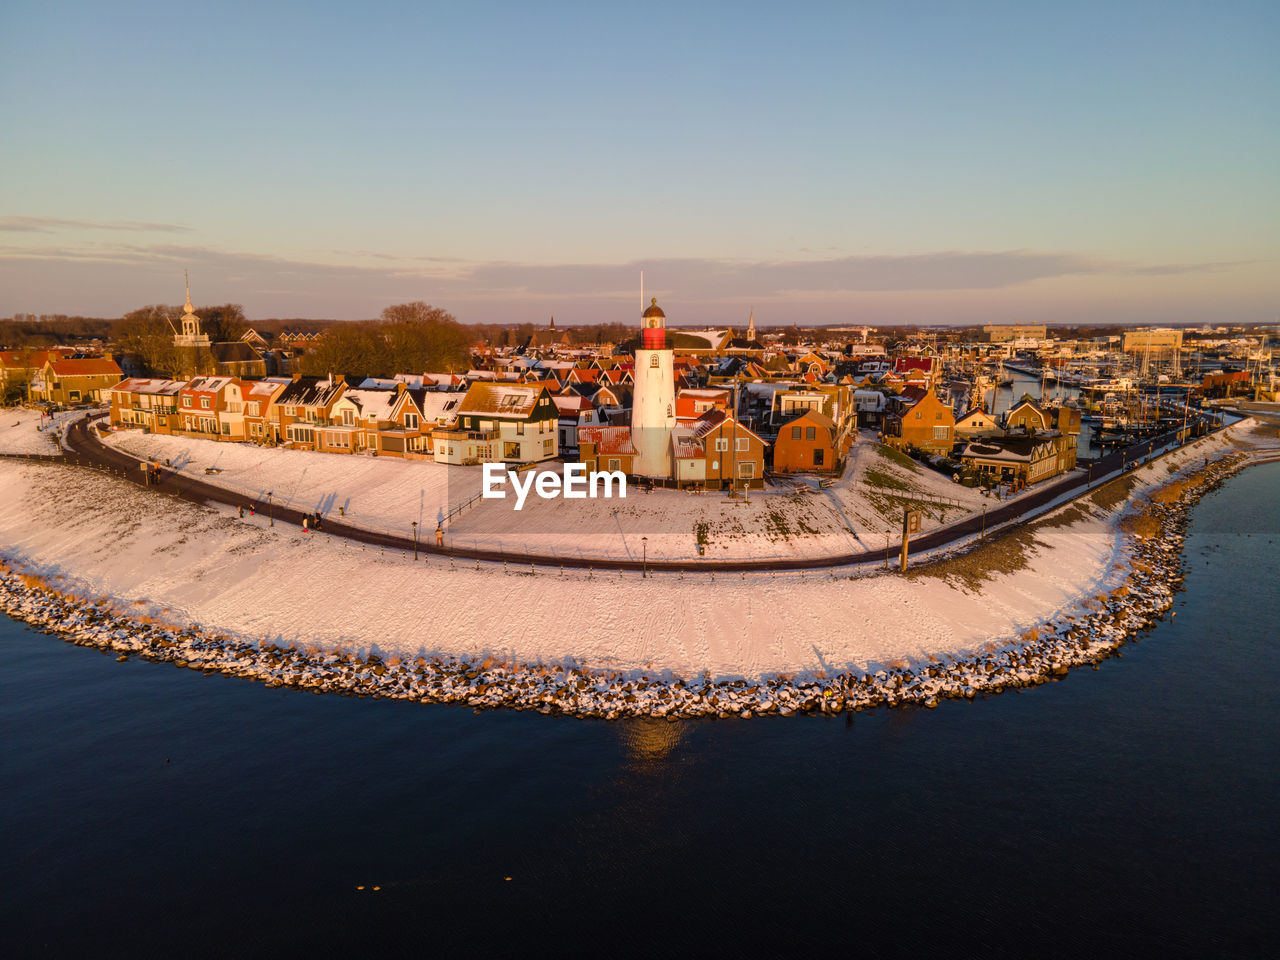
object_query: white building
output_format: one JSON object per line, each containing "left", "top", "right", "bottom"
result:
{"left": 630, "top": 298, "right": 676, "bottom": 477}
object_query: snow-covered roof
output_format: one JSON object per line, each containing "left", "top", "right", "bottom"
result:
{"left": 340, "top": 388, "right": 400, "bottom": 422}
{"left": 112, "top": 378, "right": 184, "bottom": 396}
{"left": 578, "top": 425, "right": 635, "bottom": 455}
{"left": 457, "top": 383, "right": 545, "bottom": 417}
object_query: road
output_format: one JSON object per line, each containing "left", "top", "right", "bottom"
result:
{"left": 38, "top": 411, "right": 1224, "bottom": 573}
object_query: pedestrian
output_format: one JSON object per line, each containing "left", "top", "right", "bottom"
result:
{"left": 249, "top": 504, "right": 256, "bottom": 516}
{"left": 238, "top": 504, "right": 244, "bottom": 518}
{"left": 302, "top": 516, "right": 309, "bottom": 533}
{"left": 314, "top": 512, "right": 323, "bottom": 531}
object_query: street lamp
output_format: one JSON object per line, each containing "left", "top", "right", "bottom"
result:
{"left": 412, "top": 521, "right": 419, "bottom": 560}
{"left": 641, "top": 536, "right": 648, "bottom": 578}
{"left": 267, "top": 491, "right": 274, "bottom": 527}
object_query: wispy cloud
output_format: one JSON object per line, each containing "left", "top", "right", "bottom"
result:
{"left": 0, "top": 216, "right": 193, "bottom": 234}
{"left": 0, "top": 240, "right": 1261, "bottom": 323}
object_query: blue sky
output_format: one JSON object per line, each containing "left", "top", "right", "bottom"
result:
{"left": 1, "top": 0, "right": 1276, "bottom": 325}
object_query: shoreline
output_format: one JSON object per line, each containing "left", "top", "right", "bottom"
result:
{"left": 0, "top": 450, "right": 1263, "bottom": 719}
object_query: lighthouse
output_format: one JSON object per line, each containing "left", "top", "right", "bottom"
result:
{"left": 631, "top": 297, "right": 676, "bottom": 478}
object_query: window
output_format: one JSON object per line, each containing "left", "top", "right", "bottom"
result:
{"left": 935, "top": 412, "right": 942, "bottom": 420}
{"left": 584, "top": 412, "right": 592, "bottom": 422}
{"left": 516, "top": 421, "right": 524, "bottom": 435}
{"left": 543, "top": 439, "right": 553, "bottom": 455}
{"left": 738, "top": 462, "right": 755, "bottom": 479}
{"left": 933, "top": 426, "right": 949, "bottom": 440}
{"left": 342, "top": 409, "right": 354, "bottom": 426}
{"left": 405, "top": 413, "right": 419, "bottom": 429}
{"left": 607, "top": 458, "right": 621, "bottom": 472}
{"left": 650, "top": 355, "right": 659, "bottom": 368}
{"left": 221, "top": 422, "right": 230, "bottom": 435}
{"left": 200, "top": 397, "right": 211, "bottom": 409}
{"left": 736, "top": 437, "right": 749, "bottom": 451}
{"left": 183, "top": 396, "right": 192, "bottom": 407}
{"left": 715, "top": 438, "right": 729, "bottom": 452}
{"left": 791, "top": 426, "right": 801, "bottom": 439}
{"left": 814, "top": 448, "right": 824, "bottom": 466}
{"left": 915, "top": 411, "right": 922, "bottom": 419}
{"left": 805, "top": 426, "right": 815, "bottom": 441}
{"left": 504, "top": 442, "right": 520, "bottom": 459}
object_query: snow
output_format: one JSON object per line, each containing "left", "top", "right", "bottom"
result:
{"left": 0, "top": 407, "right": 76, "bottom": 455}
{"left": 100, "top": 427, "right": 1000, "bottom": 562}
{"left": 0, "top": 413, "right": 1266, "bottom": 682}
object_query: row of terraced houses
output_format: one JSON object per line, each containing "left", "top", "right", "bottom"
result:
{"left": 109, "top": 373, "right": 561, "bottom": 466}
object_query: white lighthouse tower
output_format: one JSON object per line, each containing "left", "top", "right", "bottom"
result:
{"left": 631, "top": 297, "right": 676, "bottom": 478}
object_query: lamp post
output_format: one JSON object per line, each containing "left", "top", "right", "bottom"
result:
{"left": 641, "top": 536, "right": 648, "bottom": 578}
{"left": 981, "top": 503, "right": 987, "bottom": 538}
{"left": 412, "top": 521, "right": 419, "bottom": 560}
{"left": 267, "top": 491, "right": 274, "bottom": 527}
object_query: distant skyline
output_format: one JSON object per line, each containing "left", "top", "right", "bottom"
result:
{"left": 2, "top": 0, "right": 1277, "bottom": 326}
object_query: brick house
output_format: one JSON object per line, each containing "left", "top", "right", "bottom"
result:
{"left": 578, "top": 425, "right": 637, "bottom": 474}
{"left": 270, "top": 375, "right": 348, "bottom": 449}
{"left": 683, "top": 409, "right": 767, "bottom": 489}
{"left": 177, "top": 376, "right": 239, "bottom": 439}
{"left": 882, "top": 386, "right": 955, "bottom": 454}
{"left": 108, "top": 378, "right": 184, "bottom": 434}
{"left": 773, "top": 408, "right": 844, "bottom": 473}
{"left": 29, "top": 357, "right": 123, "bottom": 405}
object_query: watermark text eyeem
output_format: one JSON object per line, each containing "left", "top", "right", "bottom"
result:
{"left": 481, "top": 462, "right": 627, "bottom": 510}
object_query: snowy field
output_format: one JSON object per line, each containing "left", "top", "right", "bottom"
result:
{"left": 3, "top": 422, "right": 1267, "bottom": 679}
{"left": 101, "top": 427, "right": 997, "bottom": 562}
{"left": 0, "top": 407, "right": 77, "bottom": 455}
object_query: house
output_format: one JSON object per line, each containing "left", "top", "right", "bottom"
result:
{"left": 211, "top": 340, "right": 267, "bottom": 378}
{"left": 270, "top": 375, "right": 348, "bottom": 448}
{"left": 773, "top": 408, "right": 844, "bottom": 473}
{"left": 958, "top": 433, "right": 1078, "bottom": 489}
{"left": 554, "top": 393, "right": 606, "bottom": 456}
{"left": 683, "top": 409, "right": 767, "bottom": 489}
{"left": 433, "top": 382, "right": 559, "bottom": 465}
{"left": 881, "top": 385, "right": 955, "bottom": 454}
{"left": 1005, "top": 395, "right": 1082, "bottom": 435}
{"left": 108, "top": 378, "right": 185, "bottom": 434}
{"left": 675, "top": 387, "right": 731, "bottom": 422}
{"left": 241, "top": 379, "right": 289, "bottom": 444}
{"left": 954, "top": 407, "right": 1003, "bottom": 439}
{"left": 29, "top": 356, "right": 123, "bottom": 405}
{"left": 1, "top": 349, "right": 69, "bottom": 398}
{"left": 177, "top": 376, "right": 240, "bottom": 439}
{"left": 578, "top": 425, "right": 638, "bottom": 475}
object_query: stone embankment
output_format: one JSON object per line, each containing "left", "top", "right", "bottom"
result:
{"left": 0, "top": 452, "right": 1251, "bottom": 719}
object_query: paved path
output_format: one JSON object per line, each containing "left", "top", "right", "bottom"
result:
{"left": 40, "top": 411, "right": 1224, "bottom": 573}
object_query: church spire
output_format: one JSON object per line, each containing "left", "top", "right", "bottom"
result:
{"left": 184, "top": 269, "right": 194, "bottom": 315}
{"left": 747, "top": 308, "right": 756, "bottom": 342}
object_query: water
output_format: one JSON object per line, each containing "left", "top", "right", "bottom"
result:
{"left": 3, "top": 465, "right": 1278, "bottom": 958}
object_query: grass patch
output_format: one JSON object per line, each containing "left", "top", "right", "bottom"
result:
{"left": 875, "top": 443, "right": 920, "bottom": 474}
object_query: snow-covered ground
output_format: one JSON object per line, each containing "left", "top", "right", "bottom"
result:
{"left": 0, "top": 407, "right": 76, "bottom": 455}
{"left": 100, "top": 427, "right": 997, "bottom": 561}
{"left": 3, "top": 421, "right": 1267, "bottom": 679}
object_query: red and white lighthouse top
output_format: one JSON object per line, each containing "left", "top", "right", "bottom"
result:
{"left": 641, "top": 298, "right": 667, "bottom": 349}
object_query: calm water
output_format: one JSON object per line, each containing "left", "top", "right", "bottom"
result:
{"left": 3, "top": 465, "right": 1277, "bottom": 959}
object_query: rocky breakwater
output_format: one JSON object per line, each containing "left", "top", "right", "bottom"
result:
{"left": 0, "top": 452, "right": 1250, "bottom": 719}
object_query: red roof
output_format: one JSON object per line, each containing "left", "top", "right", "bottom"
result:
{"left": 578, "top": 425, "right": 635, "bottom": 455}
{"left": 49, "top": 357, "right": 122, "bottom": 377}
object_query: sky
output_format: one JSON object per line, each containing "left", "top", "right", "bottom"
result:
{"left": 1, "top": 0, "right": 1277, "bottom": 327}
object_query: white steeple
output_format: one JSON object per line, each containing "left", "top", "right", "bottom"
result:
{"left": 174, "top": 270, "right": 211, "bottom": 348}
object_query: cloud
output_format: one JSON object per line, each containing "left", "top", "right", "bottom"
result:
{"left": 0, "top": 239, "right": 1261, "bottom": 324}
{"left": 0, "top": 216, "right": 192, "bottom": 234}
